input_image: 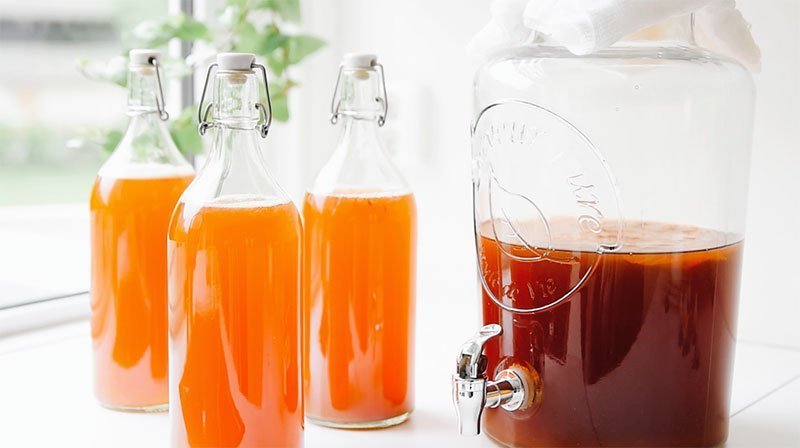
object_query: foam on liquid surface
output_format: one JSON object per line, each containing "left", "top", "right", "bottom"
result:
{"left": 202, "top": 194, "right": 291, "bottom": 209}
{"left": 307, "top": 188, "right": 412, "bottom": 199}
{"left": 482, "top": 217, "right": 739, "bottom": 253}
{"left": 99, "top": 162, "right": 194, "bottom": 180}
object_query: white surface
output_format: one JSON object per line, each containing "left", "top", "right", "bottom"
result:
{"left": 1, "top": 314, "right": 799, "bottom": 447}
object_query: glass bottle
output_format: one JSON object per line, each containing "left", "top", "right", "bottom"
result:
{"left": 304, "top": 53, "right": 417, "bottom": 428}
{"left": 90, "top": 49, "right": 193, "bottom": 412}
{"left": 167, "top": 53, "right": 303, "bottom": 447}
{"left": 452, "top": 16, "right": 755, "bottom": 447}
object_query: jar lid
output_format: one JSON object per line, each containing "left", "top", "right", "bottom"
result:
{"left": 342, "top": 53, "right": 377, "bottom": 69}
{"left": 217, "top": 53, "right": 256, "bottom": 71}
{"left": 129, "top": 49, "right": 160, "bottom": 65}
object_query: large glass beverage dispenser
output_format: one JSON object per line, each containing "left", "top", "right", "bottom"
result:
{"left": 452, "top": 19, "right": 755, "bottom": 447}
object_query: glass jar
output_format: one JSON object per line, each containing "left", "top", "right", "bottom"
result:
{"left": 453, "top": 18, "right": 755, "bottom": 447}
{"left": 90, "top": 49, "right": 193, "bottom": 412}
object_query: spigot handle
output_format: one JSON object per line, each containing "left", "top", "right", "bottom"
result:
{"left": 457, "top": 324, "right": 502, "bottom": 379}
{"left": 453, "top": 324, "right": 503, "bottom": 436}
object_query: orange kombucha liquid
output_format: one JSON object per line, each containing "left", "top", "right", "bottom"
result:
{"left": 90, "top": 172, "right": 193, "bottom": 409}
{"left": 168, "top": 196, "right": 303, "bottom": 447}
{"left": 480, "top": 221, "right": 743, "bottom": 447}
{"left": 303, "top": 192, "right": 417, "bottom": 426}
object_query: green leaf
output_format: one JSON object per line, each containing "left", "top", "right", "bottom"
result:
{"left": 97, "top": 129, "right": 124, "bottom": 154}
{"left": 168, "top": 13, "right": 213, "bottom": 41}
{"left": 266, "top": 49, "right": 287, "bottom": 77}
{"left": 235, "top": 21, "right": 261, "bottom": 53}
{"left": 170, "top": 106, "right": 204, "bottom": 155}
{"left": 261, "top": 78, "right": 285, "bottom": 106}
{"left": 131, "top": 19, "right": 171, "bottom": 48}
{"left": 257, "top": 0, "right": 301, "bottom": 22}
{"left": 235, "top": 23, "right": 288, "bottom": 56}
{"left": 260, "top": 29, "right": 289, "bottom": 54}
{"left": 131, "top": 13, "right": 211, "bottom": 48}
{"left": 68, "top": 128, "right": 124, "bottom": 154}
{"left": 270, "top": 92, "right": 289, "bottom": 121}
{"left": 286, "top": 34, "right": 325, "bottom": 64}
{"left": 131, "top": 131, "right": 161, "bottom": 161}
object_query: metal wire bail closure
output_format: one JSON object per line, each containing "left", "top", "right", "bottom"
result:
{"left": 149, "top": 57, "right": 169, "bottom": 121}
{"left": 252, "top": 62, "right": 273, "bottom": 138}
{"left": 196, "top": 61, "right": 273, "bottom": 138}
{"left": 197, "top": 63, "right": 217, "bottom": 136}
{"left": 329, "top": 61, "right": 389, "bottom": 127}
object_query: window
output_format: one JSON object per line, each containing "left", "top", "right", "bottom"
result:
{"left": 0, "top": 0, "right": 167, "bottom": 309}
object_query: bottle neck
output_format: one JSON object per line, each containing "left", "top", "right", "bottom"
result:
{"left": 115, "top": 112, "right": 174, "bottom": 163}
{"left": 127, "top": 65, "right": 161, "bottom": 115}
{"left": 337, "top": 68, "right": 383, "bottom": 122}
{"left": 101, "top": 93, "right": 189, "bottom": 172}
{"left": 206, "top": 69, "right": 265, "bottom": 176}
{"left": 213, "top": 70, "right": 261, "bottom": 130}
{"left": 334, "top": 69, "right": 392, "bottom": 171}
{"left": 207, "top": 125, "right": 264, "bottom": 172}
{"left": 311, "top": 85, "right": 406, "bottom": 195}
{"left": 127, "top": 112, "right": 166, "bottom": 132}
{"left": 191, "top": 118, "right": 284, "bottom": 202}
{"left": 335, "top": 114, "right": 384, "bottom": 159}
{"left": 192, "top": 69, "right": 285, "bottom": 201}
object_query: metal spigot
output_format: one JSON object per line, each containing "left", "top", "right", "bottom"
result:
{"left": 452, "top": 324, "right": 526, "bottom": 436}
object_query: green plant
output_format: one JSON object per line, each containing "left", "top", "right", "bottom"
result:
{"left": 76, "top": 0, "right": 324, "bottom": 155}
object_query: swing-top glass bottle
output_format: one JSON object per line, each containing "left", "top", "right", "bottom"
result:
{"left": 304, "top": 53, "right": 417, "bottom": 429}
{"left": 90, "top": 49, "right": 193, "bottom": 412}
{"left": 167, "top": 53, "right": 303, "bottom": 447}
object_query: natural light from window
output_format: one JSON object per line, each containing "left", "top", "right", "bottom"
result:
{"left": 0, "top": 0, "right": 166, "bottom": 308}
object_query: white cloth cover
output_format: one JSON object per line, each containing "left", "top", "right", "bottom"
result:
{"left": 469, "top": 0, "right": 761, "bottom": 71}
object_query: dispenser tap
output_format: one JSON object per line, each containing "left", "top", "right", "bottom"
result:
{"left": 452, "top": 324, "right": 526, "bottom": 436}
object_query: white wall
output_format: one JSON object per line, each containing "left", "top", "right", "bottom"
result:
{"left": 289, "top": 0, "right": 799, "bottom": 349}
{"left": 736, "top": 0, "right": 800, "bottom": 349}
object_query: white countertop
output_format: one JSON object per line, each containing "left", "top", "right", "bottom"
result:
{"left": 1, "top": 306, "right": 798, "bottom": 447}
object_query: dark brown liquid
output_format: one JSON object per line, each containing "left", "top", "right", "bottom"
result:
{"left": 480, "top": 221, "right": 743, "bottom": 447}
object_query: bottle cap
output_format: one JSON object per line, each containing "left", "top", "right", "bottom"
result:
{"left": 342, "top": 53, "right": 377, "bottom": 69}
{"left": 129, "top": 49, "right": 161, "bottom": 65}
{"left": 217, "top": 53, "right": 256, "bottom": 71}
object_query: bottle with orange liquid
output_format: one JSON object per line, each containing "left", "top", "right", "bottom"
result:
{"left": 168, "top": 53, "right": 303, "bottom": 447}
{"left": 304, "top": 53, "right": 417, "bottom": 428}
{"left": 90, "top": 49, "right": 193, "bottom": 412}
